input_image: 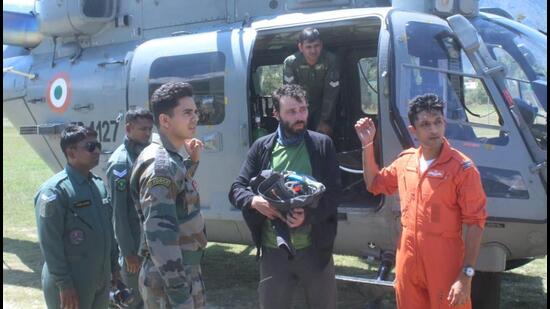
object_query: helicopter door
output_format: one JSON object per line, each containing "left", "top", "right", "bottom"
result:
{"left": 128, "top": 29, "right": 257, "bottom": 243}
{"left": 24, "top": 46, "right": 129, "bottom": 172}
{"left": 388, "top": 10, "right": 546, "bottom": 224}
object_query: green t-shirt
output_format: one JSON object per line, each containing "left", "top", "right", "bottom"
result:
{"left": 262, "top": 140, "right": 313, "bottom": 249}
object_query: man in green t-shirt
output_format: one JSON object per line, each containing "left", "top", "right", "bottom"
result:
{"left": 229, "top": 84, "right": 341, "bottom": 309}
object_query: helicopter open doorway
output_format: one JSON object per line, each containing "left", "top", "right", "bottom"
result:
{"left": 247, "top": 15, "right": 403, "bottom": 258}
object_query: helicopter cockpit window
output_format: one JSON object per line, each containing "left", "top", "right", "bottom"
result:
{"left": 471, "top": 16, "right": 547, "bottom": 150}
{"left": 400, "top": 22, "right": 508, "bottom": 146}
{"left": 149, "top": 52, "right": 225, "bottom": 126}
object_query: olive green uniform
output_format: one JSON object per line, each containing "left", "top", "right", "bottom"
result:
{"left": 130, "top": 133, "right": 207, "bottom": 309}
{"left": 283, "top": 50, "right": 340, "bottom": 130}
{"left": 35, "top": 164, "right": 120, "bottom": 309}
{"left": 107, "top": 137, "right": 148, "bottom": 308}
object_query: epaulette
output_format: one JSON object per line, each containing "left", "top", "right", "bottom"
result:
{"left": 39, "top": 170, "right": 68, "bottom": 187}
{"left": 398, "top": 148, "right": 416, "bottom": 157}
{"left": 153, "top": 146, "right": 172, "bottom": 173}
{"left": 90, "top": 173, "right": 105, "bottom": 182}
{"left": 115, "top": 146, "right": 128, "bottom": 164}
{"left": 449, "top": 149, "right": 475, "bottom": 171}
{"left": 285, "top": 53, "right": 297, "bottom": 63}
{"left": 107, "top": 144, "right": 126, "bottom": 164}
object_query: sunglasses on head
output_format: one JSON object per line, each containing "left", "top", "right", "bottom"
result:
{"left": 84, "top": 141, "right": 102, "bottom": 152}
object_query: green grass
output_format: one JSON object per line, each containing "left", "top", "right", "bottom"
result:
{"left": 3, "top": 120, "right": 547, "bottom": 308}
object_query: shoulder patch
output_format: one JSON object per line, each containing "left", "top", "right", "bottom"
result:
{"left": 147, "top": 176, "right": 173, "bottom": 189}
{"left": 38, "top": 192, "right": 58, "bottom": 218}
{"left": 116, "top": 178, "right": 128, "bottom": 191}
{"left": 462, "top": 160, "right": 474, "bottom": 170}
{"left": 154, "top": 148, "right": 171, "bottom": 172}
{"left": 113, "top": 169, "right": 127, "bottom": 178}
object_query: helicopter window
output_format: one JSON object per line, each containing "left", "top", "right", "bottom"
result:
{"left": 358, "top": 57, "right": 378, "bottom": 115}
{"left": 490, "top": 47, "right": 547, "bottom": 150}
{"left": 149, "top": 52, "right": 225, "bottom": 126}
{"left": 255, "top": 65, "right": 283, "bottom": 96}
{"left": 403, "top": 66, "right": 508, "bottom": 146}
{"left": 471, "top": 16, "right": 547, "bottom": 150}
{"left": 83, "top": 0, "right": 114, "bottom": 18}
{"left": 492, "top": 47, "right": 529, "bottom": 81}
{"left": 400, "top": 21, "right": 508, "bottom": 146}
{"left": 477, "top": 166, "right": 529, "bottom": 199}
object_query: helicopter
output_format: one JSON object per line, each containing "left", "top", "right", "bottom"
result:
{"left": 3, "top": 0, "right": 547, "bottom": 307}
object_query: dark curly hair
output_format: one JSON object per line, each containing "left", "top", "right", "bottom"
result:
{"left": 150, "top": 82, "right": 194, "bottom": 126}
{"left": 408, "top": 93, "right": 445, "bottom": 127}
{"left": 125, "top": 107, "right": 153, "bottom": 124}
{"left": 272, "top": 84, "right": 307, "bottom": 112}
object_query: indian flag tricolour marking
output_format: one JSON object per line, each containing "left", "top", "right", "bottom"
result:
{"left": 46, "top": 72, "right": 72, "bottom": 113}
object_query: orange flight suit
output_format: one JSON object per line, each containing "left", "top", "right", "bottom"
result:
{"left": 370, "top": 138, "right": 487, "bottom": 309}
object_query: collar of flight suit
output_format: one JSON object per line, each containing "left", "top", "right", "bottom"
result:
{"left": 65, "top": 164, "right": 92, "bottom": 185}
{"left": 415, "top": 137, "right": 454, "bottom": 172}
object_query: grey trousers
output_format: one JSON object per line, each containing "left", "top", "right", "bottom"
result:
{"left": 42, "top": 263, "right": 109, "bottom": 309}
{"left": 259, "top": 246, "right": 337, "bottom": 309}
{"left": 119, "top": 255, "right": 144, "bottom": 309}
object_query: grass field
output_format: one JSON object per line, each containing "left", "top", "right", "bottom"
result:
{"left": 3, "top": 120, "right": 547, "bottom": 308}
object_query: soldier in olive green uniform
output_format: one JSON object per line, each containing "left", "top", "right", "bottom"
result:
{"left": 130, "top": 82, "right": 207, "bottom": 309}
{"left": 283, "top": 27, "right": 340, "bottom": 135}
{"left": 107, "top": 108, "right": 154, "bottom": 308}
{"left": 35, "top": 125, "right": 120, "bottom": 309}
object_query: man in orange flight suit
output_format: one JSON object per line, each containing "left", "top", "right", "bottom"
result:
{"left": 355, "top": 93, "right": 487, "bottom": 309}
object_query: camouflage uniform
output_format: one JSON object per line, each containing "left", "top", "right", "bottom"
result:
{"left": 34, "top": 164, "right": 120, "bottom": 309}
{"left": 283, "top": 50, "right": 340, "bottom": 130}
{"left": 107, "top": 137, "right": 149, "bottom": 308}
{"left": 130, "top": 133, "right": 207, "bottom": 309}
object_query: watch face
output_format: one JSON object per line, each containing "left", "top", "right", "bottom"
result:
{"left": 465, "top": 267, "right": 475, "bottom": 277}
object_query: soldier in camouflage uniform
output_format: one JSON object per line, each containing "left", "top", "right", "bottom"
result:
{"left": 34, "top": 125, "right": 120, "bottom": 309}
{"left": 283, "top": 27, "right": 340, "bottom": 136}
{"left": 107, "top": 108, "right": 154, "bottom": 308}
{"left": 130, "top": 82, "right": 207, "bottom": 309}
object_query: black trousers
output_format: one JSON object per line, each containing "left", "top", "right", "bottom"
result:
{"left": 259, "top": 246, "right": 337, "bottom": 309}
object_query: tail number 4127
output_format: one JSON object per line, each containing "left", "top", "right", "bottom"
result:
{"left": 71, "top": 120, "right": 120, "bottom": 143}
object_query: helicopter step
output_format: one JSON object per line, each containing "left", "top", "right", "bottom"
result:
{"left": 335, "top": 275, "right": 394, "bottom": 289}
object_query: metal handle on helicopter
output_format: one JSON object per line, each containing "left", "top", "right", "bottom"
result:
{"left": 97, "top": 60, "right": 125, "bottom": 67}
{"left": 3, "top": 67, "right": 38, "bottom": 80}
{"left": 530, "top": 161, "right": 547, "bottom": 173}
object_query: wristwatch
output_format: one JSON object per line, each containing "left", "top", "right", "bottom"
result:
{"left": 463, "top": 266, "right": 475, "bottom": 278}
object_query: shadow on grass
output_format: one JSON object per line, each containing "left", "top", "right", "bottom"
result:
{"left": 202, "top": 245, "right": 546, "bottom": 309}
{"left": 501, "top": 271, "right": 547, "bottom": 308}
{"left": 3, "top": 237, "right": 43, "bottom": 289}
{"left": 201, "top": 243, "right": 396, "bottom": 309}
{"left": 2, "top": 239, "right": 545, "bottom": 308}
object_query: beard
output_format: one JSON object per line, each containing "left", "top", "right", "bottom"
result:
{"left": 280, "top": 118, "right": 307, "bottom": 137}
